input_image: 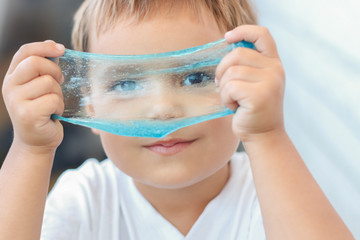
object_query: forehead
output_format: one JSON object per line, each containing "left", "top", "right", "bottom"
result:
{"left": 88, "top": 6, "right": 224, "bottom": 55}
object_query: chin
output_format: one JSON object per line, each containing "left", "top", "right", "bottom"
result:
{"left": 139, "top": 172, "right": 206, "bottom": 190}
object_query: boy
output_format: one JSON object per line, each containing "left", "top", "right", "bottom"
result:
{"left": 0, "top": 0, "right": 354, "bottom": 239}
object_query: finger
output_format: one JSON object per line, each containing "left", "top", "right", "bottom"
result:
{"left": 218, "top": 65, "right": 265, "bottom": 90}
{"left": 9, "top": 56, "right": 64, "bottom": 86}
{"left": 220, "top": 80, "right": 249, "bottom": 111}
{"left": 216, "top": 48, "right": 271, "bottom": 82}
{"left": 16, "top": 75, "right": 63, "bottom": 100}
{"left": 30, "top": 93, "right": 65, "bottom": 117}
{"left": 9, "top": 92, "right": 64, "bottom": 130}
{"left": 220, "top": 79, "right": 256, "bottom": 112}
{"left": 225, "top": 25, "right": 279, "bottom": 58}
{"left": 7, "top": 40, "right": 65, "bottom": 75}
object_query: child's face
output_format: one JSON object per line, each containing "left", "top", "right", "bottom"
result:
{"left": 89, "top": 7, "right": 240, "bottom": 189}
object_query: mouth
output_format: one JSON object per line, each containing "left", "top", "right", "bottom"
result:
{"left": 143, "top": 138, "right": 196, "bottom": 156}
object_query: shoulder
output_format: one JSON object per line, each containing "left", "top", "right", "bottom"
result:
{"left": 47, "top": 158, "right": 123, "bottom": 210}
{"left": 57, "top": 158, "right": 118, "bottom": 181}
{"left": 48, "top": 159, "right": 119, "bottom": 198}
{"left": 42, "top": 159, "right": 123, "bottom": 239}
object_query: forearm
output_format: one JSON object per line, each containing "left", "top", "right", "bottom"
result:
{"left": 243, "top": 129, "right": 354, "bottom": 240}
{"left": 0, "top": 141, "right": 55, "bottom": 240}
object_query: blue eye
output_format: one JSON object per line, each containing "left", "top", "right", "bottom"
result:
{"left": 110, "top": 80, "right": 141, "bottom": 92}
{"left": 182, "top": 72, "right": 212, "bottom": 86}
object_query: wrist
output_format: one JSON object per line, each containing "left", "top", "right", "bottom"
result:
{"left": 241, "top": 127, "right": 290, "bottom": 152}
{"left": 10, "top": 137, "right": 58, "bottom": 159}
{"left": 2, "top": 139, "right": 56, "bottom": 179}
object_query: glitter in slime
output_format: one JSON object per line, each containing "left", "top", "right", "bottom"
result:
{"left": 51, "top": 39, "right": 255, "bottom": 138}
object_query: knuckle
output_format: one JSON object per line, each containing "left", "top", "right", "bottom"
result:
{"left": 215, "top": 69, "right": 221, "bottom": 81}
{"left": 223, "top": 80, "right": 237, "bottom": 95}
{"left": 224, "top": 65, "right": 247, "bottom": 81}
{"left": 232, "top": 47, "right": 250, "bottom": 60}
{"left": 18, "top": 43, "right": 31, "bottom": 55}
{"left": 216, "top": 62, "right": 227, "bottom": 80}
{"left": 49, "top": 93, "right": 61, "bottom": 106}
{"left": 59, "top": 96, "right": 65, "bottom": 107}
{"left": 233, "top": 47, "right": 245, "bottom": 56}
{"left": 234, "top": 47, "right": 254, "bottom": 61}
{"left": 275, "top": 62, "right": 286, "bottom": 80}
{"left": 259, "top": 26, "right": 270, "bottom": 35}
{"left": 42, "top": 75, "right": 56, "bottom": 87}
{"left": 224, "top": 66, "right": 237, "bottom": 79}
{"left": 56, "top": 84, "right": 64, "bottom": 99}
{"left": 1, "top": 80, "right": 9, "bottom": 97}
{"left": 15, "top": 43, "right": 35, "bottom": 60}
{"left": 55, "top": 68, "right": 63, "bottom": 82}
{"left": 58, "top": 99, "right": 65, "bottom": 114}
{"left": 25, "top": 55, "right": 40, "bottom": 66}
{"left": 220, "top": 86, "right": 229, "bottom": 103}
{"left": 268, "top": 63, "right": 285, "bottom": 85}
{"left": 228, "top": 81, "right": 240, "bottom": 96}
{"left": 4, "top": 71, "right": 13, "bottom": 83}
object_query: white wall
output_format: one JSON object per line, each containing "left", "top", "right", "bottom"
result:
{"left": 252, "top": 0, "right": 360, "bottom": 237}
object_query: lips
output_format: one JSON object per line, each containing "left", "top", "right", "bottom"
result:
{"left": 144, "top": 138, "right": 195, "bottom": 156}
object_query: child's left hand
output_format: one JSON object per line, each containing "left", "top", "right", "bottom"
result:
{"left": 216, "top": 25, "right": 286, "bottom": 142}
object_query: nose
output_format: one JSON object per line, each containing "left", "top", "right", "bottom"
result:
{"left": 146, "top": 90, "right": 185, "bottom": 120}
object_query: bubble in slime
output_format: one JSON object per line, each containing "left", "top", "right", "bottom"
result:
{"left": 51, "top": 39, "right": 254, "bottom": 138}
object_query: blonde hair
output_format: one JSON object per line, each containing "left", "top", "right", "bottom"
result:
{"left": 72, "top": 0, "right": 257, "bottom": 52}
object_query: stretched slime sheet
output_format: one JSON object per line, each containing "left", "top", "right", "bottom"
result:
{"left": 52, "top": 39, "right": 254, "bottom": 138}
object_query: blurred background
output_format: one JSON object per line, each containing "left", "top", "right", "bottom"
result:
{"left": 0, "top": 0, "right": 360, "bottom": 238}
{"left": 254, "top": 0, "right": 360, "bottom": 237}
{"left": 0, "top": 0, "right": 106, "bottom": 186}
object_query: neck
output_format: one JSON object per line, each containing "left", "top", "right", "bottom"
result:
{"left": 134, "top": 163, "right": 230, "bottom": 235}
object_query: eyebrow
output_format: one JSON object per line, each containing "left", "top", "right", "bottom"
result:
{"left": 94, "top": 56, "right": 219, "bottom": 81}
{"left": 101, "top": 64, "right": 143, "bottom": 78}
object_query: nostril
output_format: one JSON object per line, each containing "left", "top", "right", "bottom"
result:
{"left": 152, "top": 112, "right": 176, "bottom": 121}
{"left": 147, "top": 103, "right": 184, "bottom": 120}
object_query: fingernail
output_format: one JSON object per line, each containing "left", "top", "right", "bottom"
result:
{"left": 214, "top": 77, "right": 219, "bottom": 87}
{"left": 56, "top": 43, "right": 65, "bottom": 51}
{"left": 225, "top": 30, "right": 233, "bottom": 38}
{"left": 60, "top": 75, "right": 64, "bottom": 84}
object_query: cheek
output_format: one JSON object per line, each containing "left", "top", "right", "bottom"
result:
{"left": 191, "top": 116, "right": 240, "bottom": 171}
{"left": 201, "top": 116, "right": 239, "bottom": 152}
{"left": 98, "top": 133, "right": 151, "bottom": 179}
{"left": 99, "top": 133, "right": 134, "bottom": 166}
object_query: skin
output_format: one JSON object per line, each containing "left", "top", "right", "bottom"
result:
{"left": 89, "top": 8, "right": 239, "bottom": 233}
{"left": 0, "top": 4, "right": 355, "bottom": 240}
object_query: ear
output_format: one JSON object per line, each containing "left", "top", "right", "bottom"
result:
{"left": 85, "top": 100, "right": 95, "bottom": 116}
{"left": 84, "top": 99, "right": 101, "bottom": 135}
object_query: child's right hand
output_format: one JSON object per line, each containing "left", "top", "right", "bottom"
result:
{"left": 2, "top": 40, "right": 65, "bottom": 153}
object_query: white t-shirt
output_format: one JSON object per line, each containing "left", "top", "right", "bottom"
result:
{"left": 41, "top": 152, "right": 265, "bottom": 240}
